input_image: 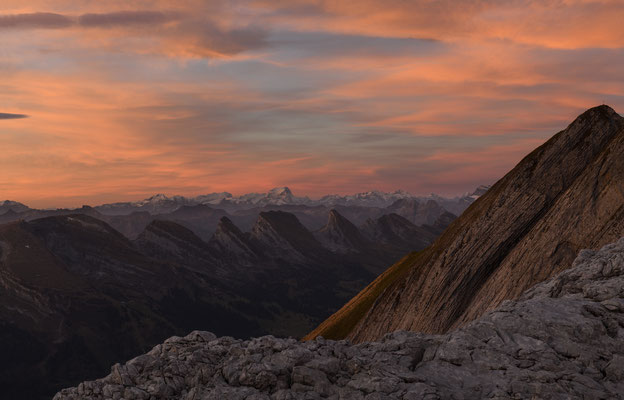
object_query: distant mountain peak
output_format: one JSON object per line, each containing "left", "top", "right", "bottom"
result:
{"left": 318, "top": 189, "right": 414, "bottom": 208}
{"left": 327, "top": 209, "right": 345, "bottom": 223}
{"left": 265, "top": 186, "right": 296, "bottom": 204}
{"left": 209, "top": 216, "right": 256, "bottom": 258}
{"left": 251, "top": 211, "right": 321, "bottom": 259}
{"left": 268, "top": 186, "right": 292, "bottom": 195}
{"left": 0, "top": 200, "right": 30, "bottom": 213}
{"left": 146, "top": 193, "right": 169, "bottom": 201}
{"left": 215, "top": 216, "right": 243, "bottom": 235}
{"left": 315, "top": 210, "right": 369, "bottom": 253}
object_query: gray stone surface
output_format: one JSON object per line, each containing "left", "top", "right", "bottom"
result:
{"left": 55, "top": 238, "right": 624, "bottom": 399}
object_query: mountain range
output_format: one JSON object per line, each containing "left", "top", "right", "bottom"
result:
{"left": 91, "top": 186, "right": 480, "bottom": 215}
{"left": 0, "top": 187, "right": 483, "bottom": 242}
{"left": 0, "top": 189, "right": 470, "bottom": 398}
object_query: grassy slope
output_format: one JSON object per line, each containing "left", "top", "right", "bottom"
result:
{"left": 302, "top": 251, "right": 425, "bottom": 340}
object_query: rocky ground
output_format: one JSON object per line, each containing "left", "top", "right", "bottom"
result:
{"left": 55, "top": 237, "right": 624, "bottom": 399}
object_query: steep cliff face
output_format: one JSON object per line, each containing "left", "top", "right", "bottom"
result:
{"left": 309, "top": 105, "right": 624, "bottom": 342}
{"left": 55, "top": 237, "right": 624, "bottom": 400}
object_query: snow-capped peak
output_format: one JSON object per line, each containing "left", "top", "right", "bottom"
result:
{"left": 193, "top": 192, "right": 233, "bottom": 205}
{"left": 317, "top": 189, "right": 414, "bottom": 208}
{"left": 268, "top": 187, "right": 292, "bottom": 196}
{"left": 145, "top": 193, "right": 169, "bottom": 202}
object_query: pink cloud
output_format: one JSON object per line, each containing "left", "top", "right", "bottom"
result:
{"left": 1, "top": 1, "right": 623, "bottom": 206}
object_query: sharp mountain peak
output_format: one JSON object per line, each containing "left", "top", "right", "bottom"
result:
{"left": 308, "top": 104, "right": 624, "bottom": 343}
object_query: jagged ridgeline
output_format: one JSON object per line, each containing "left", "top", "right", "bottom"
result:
{"left": 307, "top": 105, "right": 624, "bottom": 342}
{"left": 0, "top": 199, "right": 457, "bottom": 398}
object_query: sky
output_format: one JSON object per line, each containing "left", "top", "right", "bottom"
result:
{"left": 1, "top": 1, "right": 623, "bottom": 208}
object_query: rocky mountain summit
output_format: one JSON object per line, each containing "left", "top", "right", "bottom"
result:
{"left": 314, "top": 210, "right": 371, "bottom": 254}
{"left": 309, "top": 105, "right": 624, "bottom": 342}
{"left": 55, "top": 237, "right": 624, "bottom": 400}
{"left": 0, "top": 200, "right": 29, "bottom": 214}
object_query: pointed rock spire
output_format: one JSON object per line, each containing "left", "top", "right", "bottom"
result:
{"left": 315, "top": 210, "right": 369, "bottom": 253}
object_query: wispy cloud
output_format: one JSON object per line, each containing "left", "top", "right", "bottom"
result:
{"left": 0, "top": 112, "right": 27, "bottom": 119}
{"left": 0, "top": 11, "right": 181, "bottom": 29}
{"left": 0, "top": 9, "right": 267, "bottom": 57}
{"left": 0, "top": 12, "right": 72, "bottom": 29}
{"left": 77, "top": 11, "right": 180, "bottom": 27}
{"left": 1, "top": 0, "right": 623, "bottom": 207}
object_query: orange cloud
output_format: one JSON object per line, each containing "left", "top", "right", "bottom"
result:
{"left": 254, "top": 0, "right": 624, "bottom": 49}
{"left": 1, "top": 1, "right": 623, "bottom": 207}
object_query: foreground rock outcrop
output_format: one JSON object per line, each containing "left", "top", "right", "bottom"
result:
{"left": 56, "top": 237, "right": 624, "bottom": 399}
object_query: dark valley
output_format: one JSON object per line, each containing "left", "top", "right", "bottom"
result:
{"left": 0, "top": 188, "right": 476, "bottom": 398}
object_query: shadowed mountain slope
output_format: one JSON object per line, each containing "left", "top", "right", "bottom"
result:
{"left": 207, "top": 216, "right": 260, "bottom": 261}
{"left": 250, "top": 211, "right": 326, "bottom": 261}
{"left": 385, "top": 198, "right": 449, "bottom": 226}
{"left": 361, "top": 213, "right": 439, "bottom": 251}
{"left": 314, "top": 209, "right": 371, "bottom": 253}
{"left": 307, "top": 105, "right": 624, "bottom": 342}
{"left": 0, "top": 200, "right": 456, "bottom": 398}
{"left": 0, "top": 216, "right": 179, "bottom": 399}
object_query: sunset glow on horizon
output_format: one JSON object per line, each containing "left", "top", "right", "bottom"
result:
{"left": 2, "top": 0, "right": 624, "bottom": 208}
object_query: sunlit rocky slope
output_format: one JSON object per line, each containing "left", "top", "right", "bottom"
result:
{"left": 308, "top": 105, "right": 624, "bottom": 342}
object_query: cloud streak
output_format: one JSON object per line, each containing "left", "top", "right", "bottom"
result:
{"left": 0, "top": 11, "right": 181, "bottom": 29}
{"left": 0, "top": 12, "right": 72, "bottom": 29}
{"left": 77, "top": 11, "right": 180, "bottom": 27}
{"left": 0, "top": 112, "right": 27, "bottom": 119}
{"left": 0, "top": 9, "right": 267, "bottom": 57}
